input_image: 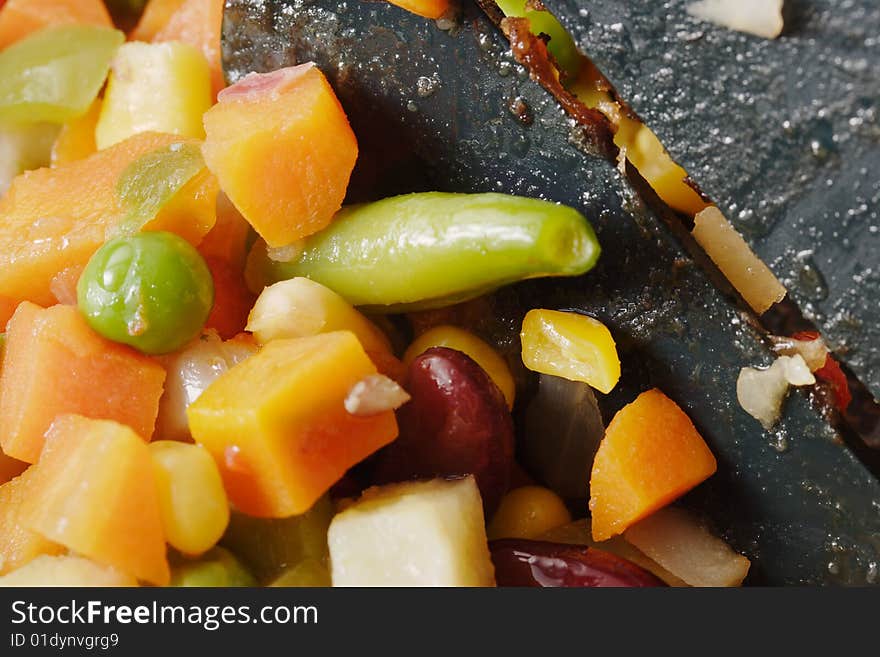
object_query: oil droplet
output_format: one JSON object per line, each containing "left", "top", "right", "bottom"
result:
{"left": 827, "top": 560, "right": 841, "bottom": 576}
{"left": 796, "top": 257, "right": 829, "bottom": 301}
{"left": 867, "top": 561, "right": 879, "bottom": 584}
{"left": 415, "top": 76, "right": 438, "bottom": 98}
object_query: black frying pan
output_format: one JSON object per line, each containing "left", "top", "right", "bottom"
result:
{"left": 221, "top": 0, "right": 880, "bottom": 585}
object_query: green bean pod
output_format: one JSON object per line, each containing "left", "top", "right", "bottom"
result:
{"left": 244, "top": 192, "right": 600, "bottom": 313}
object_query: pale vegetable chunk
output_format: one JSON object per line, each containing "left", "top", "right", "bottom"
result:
{"left": 0, "top": 123, "right": 59, "bottom": 196}
{"left": 687, "top": 0, "right": 784, "bottom": 40}
{"left": 96, "top": 41, "right": 211, "bottom": 150}
{"left": 540, "top": 519, "right": 688, "bottom": 587}
{"left": 736, "top": 354, "right": 816, "bottom": 430}
{"left": 624, "top": 507, "right": 751, "bottom": 587}
{"left": 328, "top": 477, "right": 495, "bottom": 587}
{"left": 692, "top": 206, "right": 786, "bottom": 314}
{"left": 0, "top": 555, "right": 136, "bottom": 587}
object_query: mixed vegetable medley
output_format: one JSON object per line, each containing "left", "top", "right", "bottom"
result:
{"left": 0, "top": 0, "right": 796, "bottom": 588}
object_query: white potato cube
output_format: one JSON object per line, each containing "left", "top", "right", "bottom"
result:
{"left": 329, "top": 477, "right": 495, "bottom": 587}
{"left": 0, "top": 555, "right": 136, "bottom": 587}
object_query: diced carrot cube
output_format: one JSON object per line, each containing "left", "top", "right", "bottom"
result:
{"left": 386, "top": 0, "right": 451, "bottom": 20}
{"left": 202, "top": 63, "right": 358, "bottom": 248}
{"left": 188, "top": 331, "right": 398, "bottom": 518}
{"left": 0, "top": 303, "right": 166, "bottom": 463}
{"left": 22, "top": 415, "right": 169, "bottom": 585}
{"left": 589, "top": 389, "right": 717, "bottom": 541}
{"left": 0, "top": 132, "right": 216, "bottom": 306}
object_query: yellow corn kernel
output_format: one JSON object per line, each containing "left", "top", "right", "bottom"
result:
{"left": 247, "top": 277, "right": 403, "bottom": 380}
{"left": 487, "top": 485, "right": 572, "bottom": 540}
{"left": 520, "top": 309, "right": 620, "bottom": 394}
{"left": 404, "top": 325, "right": 516, "bottom": 409}
{"left": 149, "top": 440, "right": 230, "bottom": 556}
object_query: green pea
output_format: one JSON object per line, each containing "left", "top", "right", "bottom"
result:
{"left": 245, "top": 192, "right": 600, "bottom": 313}
{"left": 77, "top": 231, "right": 214, "bottom": 354}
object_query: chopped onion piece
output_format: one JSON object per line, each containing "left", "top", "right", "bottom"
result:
{"left": 345, "top": 374, "right": 410, "bottom": 416}
{"left": 692, "top": 206, "right": 787, "bottom": 315}
{"left": 266, "top": 240, "right": 305, "bottom": 263}
{"left": 768, "top": 334, "right": 828, "bottom": 372}
{"left": 540, "top": 519, "right": 688, "bottom": 586}
{"left": 156, "top": 330, "right": 258, "bottom": 440}
{"left": 624, "top": 507, "right": 751, "bottom": 587}
{"left": 736, "top": 354, "right": 815, "bottom": 429}
{"left": 687, "top": 0, "right": 784, "bottom": 40}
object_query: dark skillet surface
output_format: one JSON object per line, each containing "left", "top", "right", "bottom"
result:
{"left": 545, "top": 0, "right": 880, "bottom": 398}
{"left": 222, "top": 0, "right": 880, "bottom": 584}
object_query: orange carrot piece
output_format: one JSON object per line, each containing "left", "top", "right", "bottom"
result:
{"left": 0, "top": 132, "right": 216, "bottom": 307}
{"left": 589, "top": 389, "right": 717, "bottom": 541}
{"left": 130, "top": 0, "right": 186, "bottom": 41}
{"left": 203, "top": 256, "right": 256, "bottom": 340}
{"left": 202, "top": 63, "right": 358, "bottom": 248}
{"left": 0, "top": 296, "right": 17, "bottom": 330}
{"left": 188, "top": 332, "right": 398, "bottom": 517}
{"left": 0, "top": 303, "right": 166, "bottom": 463}
{"left": 22, "top": 415, "right": 170, "bottom": 585}
{"left": 385, "top": 0, "right": 451, "bottom": 20}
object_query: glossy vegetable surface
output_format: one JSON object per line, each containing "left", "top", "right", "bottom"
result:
{"left": 78, "top": 231, "right": 214, "bottom": 355}
{"left": 96, "top": 41, "right": 212, "bottom": 149}
{"left": 0, "top": 132, "right": 215, "bottom": 307}
{"left": 490, "top": 539, "right": 665, "bottom": 587}
{"left": 22, "top": 415, "right": 169, "bottom": 585}
{"left": 521, "top": 309, "right": 620, "bottom": 394}
{"left": 590, "top": 389, "right": 717, "bottom": 541}
{"left": 0, "top": 303, "right": 165, "bottom": 463}
{"left": 203, "top": 63, "right": 357, "bottom": 247}
{"left": 188, "top": 332, "right": 398, "bottom": 517}
{"left": 487, "top": 486, "right": 572, "bottom": 540}
{"left": 245, "top": 192, "right": 600, "bottom": 312}
{"left": 522, "top": 374, "right": 604, "bottom": 500}
{"left": 403, "top": 325, "right": 516, "bottom": 409}
{"left": 373, "top": 347, "right": 514, "bottom": 515}
{"left": 329, "top": 477, "right": 495, "bottom": 587}
{"left": 149, "top": 440, "right": 229, "bottom": 556}
{"left": 0, "top": 25, "right": 123, "bottom": 124}
{"left": 221, "top": 496, "right": 333, "bottom": 583}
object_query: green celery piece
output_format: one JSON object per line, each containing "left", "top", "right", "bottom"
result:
{"left": 170, "top": 547, "right": 257, "bottom": 587}
{"left": 269, "top": 559, "right": 331, "bottom": 587}
{"left": 0, "top": 25, "right": 124, "bottom": 124}
{"left": 220, "top": 496, "right": 333, "bottom": 583}
{"left": 495, "top": 0, "right": 582, "bottom": 80}
{"left": 115, "top": 141, "right": 205, "bottom": 235}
